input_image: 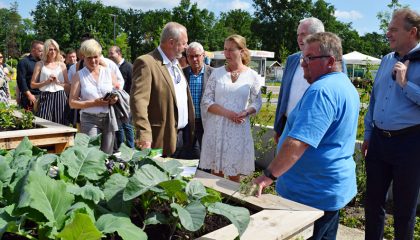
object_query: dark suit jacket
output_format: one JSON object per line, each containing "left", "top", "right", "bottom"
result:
{"left": 130, "top": 49, "right": 195, "bottom": 156}
{"left": 119, "top": 60, "right": 133, "bottom": 93}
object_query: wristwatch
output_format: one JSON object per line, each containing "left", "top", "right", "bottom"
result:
{"left": 263, "top": 169, "right": 277, "bottom": 181}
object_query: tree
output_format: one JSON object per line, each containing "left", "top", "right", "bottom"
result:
{"left": 171, "top": 0, "right": 217, "bottom": 50}
{"left": 252, "top": 0, "right": 313, "bottom": 61}
{"left": 218, "top": 10, "right": 260, "bottom": 49}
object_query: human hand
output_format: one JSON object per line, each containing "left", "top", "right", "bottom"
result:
{"left": 136, "top": 140, "right": 152, "bottom": 150}
{"left": 361, "top": 140, "right": 369, "bottom": 158}
{"left": 253, "top": 175, "right": 273, "bottom": 197}
{"left": 27, "top": 93, "right": 36, "bottom": 104}
{"left": 273, "top": 132, "right": 280, "bottom": 144}
{"left": 95, "top": 97, "right": 110, "bottom": 106}
{"left": 393, "top": 60, "right": 409, "bottom": 87}
{"left": 108, "top": 95, "right": 118, "bottom": 105}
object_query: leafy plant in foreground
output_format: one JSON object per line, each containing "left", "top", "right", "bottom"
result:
{"left": 0, "top": 133, "right": 250, "bottom": 239}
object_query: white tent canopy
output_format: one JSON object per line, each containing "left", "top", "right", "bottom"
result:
{"left": 343, "top": 51, "right": 381, "bottom": 65}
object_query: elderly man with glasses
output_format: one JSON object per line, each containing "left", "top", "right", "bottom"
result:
{"left": 254, "top": 32, "right": 360, "bottom": 240}
{"left": 177, "top": 42, "right": 214, "bottom": 159}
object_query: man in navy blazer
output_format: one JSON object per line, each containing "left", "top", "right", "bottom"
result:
{"left": 274, "top": 17, "right": 347, "bottom": 143}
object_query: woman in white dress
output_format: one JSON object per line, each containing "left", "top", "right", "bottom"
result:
{"left": 199, "top": 35, "right": 262, "bottom": 182}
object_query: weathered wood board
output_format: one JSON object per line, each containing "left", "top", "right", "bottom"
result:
{"left": 0, "top": 112, "right": 77, "bottom": 153}
{"left": 194, "top": 170, "right": 324, "bottom": 240}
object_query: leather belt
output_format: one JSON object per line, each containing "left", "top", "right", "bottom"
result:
{"left": 375, "top": 124, "right": 420, "bottom": 138}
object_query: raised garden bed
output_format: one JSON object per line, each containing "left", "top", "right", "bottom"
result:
{"left": 193, "top": 170, "right": 324, "bottom": 239}
{"left": 0, "top": 111, "right": 77, "bottom": 153}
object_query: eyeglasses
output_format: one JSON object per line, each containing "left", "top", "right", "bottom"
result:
{"left": 187, "top": 54, "right": 203, "bottom": 59}
{"left": 301, "top": 55, "right": 331, "bottom": 63}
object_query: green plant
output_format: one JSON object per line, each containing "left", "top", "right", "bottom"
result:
{"left": 0, "top": 103, "right": 35, "bottom": 131}
{"left": 0, "top": 134, "right": 250, "bottom": 239}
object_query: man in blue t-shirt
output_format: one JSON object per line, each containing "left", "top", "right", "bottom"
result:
{"left": 254, "top": 32, "right": 360, "bottom": 239}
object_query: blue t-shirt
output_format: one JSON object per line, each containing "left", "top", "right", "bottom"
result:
{"left": 275, "top": 72, "right": 360, "bottom": 211}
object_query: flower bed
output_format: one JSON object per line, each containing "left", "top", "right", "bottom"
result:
{"left": 0, "top": 111, "right": 77, "bottom": 153}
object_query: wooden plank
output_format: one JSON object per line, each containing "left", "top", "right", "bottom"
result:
{"left": 193, "top": 170, "right": 324, "bottom": 240}
{"left": 194, "top": 170, "right": 319, "bottom": 211}
{"left": 197, "top": 209, "right": 322, "bottom": 240}
{"left": 0, "top": 112, "right": 77, "bottom": 153}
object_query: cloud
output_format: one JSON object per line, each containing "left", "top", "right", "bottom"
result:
{"left": 334, "top": 10, "right": 363, "bottom": 21}
{"left": 100, "top": 0, "right": 253, "bottom": 15}
{"left": 101, "top": 0, "right": 180, "bottom": 11}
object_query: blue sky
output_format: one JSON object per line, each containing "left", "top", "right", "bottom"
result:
{"left": 1, "top": 0, "right": 420, "bottom": 35}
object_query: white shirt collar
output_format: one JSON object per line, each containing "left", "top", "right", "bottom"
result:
{"left": 158, "top": 46, "right": 179, "bottom": 66}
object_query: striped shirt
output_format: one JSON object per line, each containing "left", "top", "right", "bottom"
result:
{"left": 189, "top": 67, "right": 205, "bottom": 119}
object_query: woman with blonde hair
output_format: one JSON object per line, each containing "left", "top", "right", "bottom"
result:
{"left": 199, "top": 34, "right": 262, "bottom": 182}
{"left": 31, "top": 39, "right": 69, "bottom": 124}
{"left": 69, "top": 39, "right": 119, "bottom": 154}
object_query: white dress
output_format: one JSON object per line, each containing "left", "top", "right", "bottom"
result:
{"left": 199, "top": 66, "right": 262, "bottom": 176}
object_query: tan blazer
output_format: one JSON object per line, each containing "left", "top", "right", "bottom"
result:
{"left": 130, "top": 49, "right": 195, "bottom": 156}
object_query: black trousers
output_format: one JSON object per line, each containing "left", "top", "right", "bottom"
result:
{"left": 364, "top": 127, "right": 420, "bottom": 240}
{"left": 171, "top": 119, "right": 204, "bottom": 159}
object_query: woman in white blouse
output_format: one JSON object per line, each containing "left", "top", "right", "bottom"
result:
{"left": 199, "top": 35, "right": 262, "bottom": 182}
{"left": 69, "top": 39, "right": 119, "bottom": 154}
{"left": 31, "top": 39, "right": 69, "bottom": 124}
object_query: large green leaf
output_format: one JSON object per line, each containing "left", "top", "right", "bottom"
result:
{"left": 186, "top": 180, "right": 207, "bottom": 200}
{"left": 144, "top": 212, "right": 169, "bottom": 226}
{"left": 159, "top": 179, "right": 185, "bottom": 197}
{"left": 156, "top": 160, "right": 183, "bottom": 176}
{"left": 0, "top": 156, "right": 14, "bottom": 186}
{"left": 96, "top": 213, "right": 147, "bottom": 240}
{"left": 66, "top": 202, "right": 95, "bottom": 223}
{"left": 67, "top": 183, "right": 104, "bottom": 204}
{"left": 118, "top": 143, "right": 135, "bottom": 162}
{"left": 103, "top": 174, "right": 131, "bottom": 215}
{"left": 56, "top": 213, "right": 102, "bottom": 240}
{"left": 123, "top": 164, "right": 169, "bottom": 201}
{"left": 19, "top": 170, "right": 74, "bottom": 229}
{"left": 0, "top": 205, "right": 17, "bottom": 237}
{"left": 12, "top": 136, "right": 33, "bottom": 158}
{"left": 60, "top": 146, "right": 107, "bottom": 181}
{"left": 32, "top": 154, "right": 58, "bottom": 172}
{"left": 171, "top": 201, "right": 206, "bottom": 232}
{"left": 74, "top": 133, "right": 90, "bottom": 147}
{"left": 207, "top": 202, "right": 250, "bottom": 236}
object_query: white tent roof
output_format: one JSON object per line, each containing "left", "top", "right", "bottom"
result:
{"left": 343, "top": 51, "right": 381, "bottom": 65}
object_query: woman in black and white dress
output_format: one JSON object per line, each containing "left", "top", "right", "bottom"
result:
{"left": 31, "top": 39, "right": 69, "bottom": 125}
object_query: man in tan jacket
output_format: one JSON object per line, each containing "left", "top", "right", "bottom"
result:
{"left": 130, "top": 22, "right": 195, "bottom": 156}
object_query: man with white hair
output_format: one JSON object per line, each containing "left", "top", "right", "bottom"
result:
{"left": 273, "top": 17, "right": 347, "bottom": 143}
{"left": 181, "top": 42, "right": 213, "bottom": 159}
{"left": 130, "top": 22, "right": 195, "bottom": 157}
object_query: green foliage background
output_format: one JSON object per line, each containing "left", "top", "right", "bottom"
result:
{"left": 0, "top": 0, "right": 401, "bottom": 64}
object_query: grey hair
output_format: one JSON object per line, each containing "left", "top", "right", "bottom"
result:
{"left": 187, "top": 42, "right": 204, "bottom": 54}
{"left": 304, "top": 32, "right": 343, "bottom": 71}
{"left": 160, "top": 22, "right": 187, "bottom": 44}
{"left": 299, "top": 17, "right": 325, "bottom": 34}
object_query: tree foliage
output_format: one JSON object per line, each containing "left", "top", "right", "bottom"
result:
{"left": 0, "top": 0, "right": 409, "bottom": 63}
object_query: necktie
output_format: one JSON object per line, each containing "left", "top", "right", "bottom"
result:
{"left": 172, "top": 65, "right": 181, "bottom": 84}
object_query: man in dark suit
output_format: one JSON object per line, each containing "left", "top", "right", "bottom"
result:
{"left": 109, "top": 45, "right": 135, "bottom": 149}
{"left": 130, "top": 22, "right": 195, "bottom": 157}
{"left": 181, "top": 42, "right": 213, "bottom": 159}
{"left": 16, "top": 40, "right": 44, "bottom": 110}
